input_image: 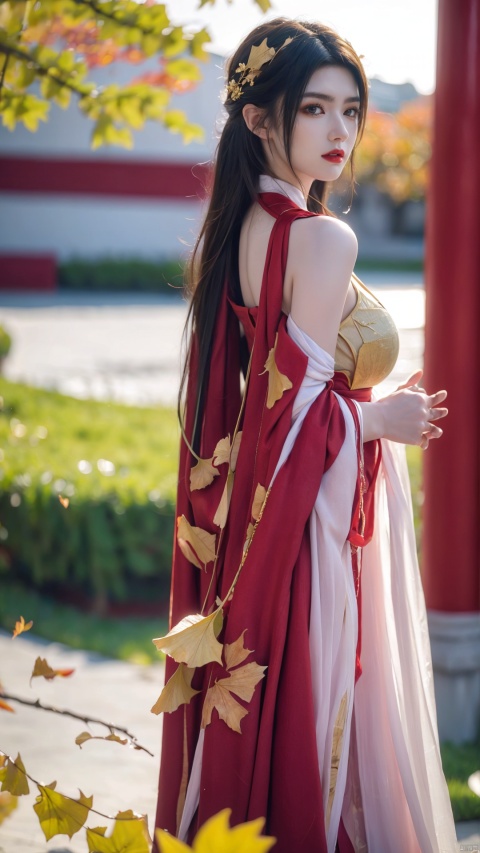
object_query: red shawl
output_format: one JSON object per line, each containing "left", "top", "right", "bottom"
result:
{"left": 153, "top": 193, "right": 381, "bottom": 852}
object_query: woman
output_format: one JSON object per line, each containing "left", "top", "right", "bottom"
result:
{"left": 152, "top": 18, "right": 457, "bottom": 852}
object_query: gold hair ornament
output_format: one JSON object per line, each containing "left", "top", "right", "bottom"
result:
{"left": 226, "top": 36, "right": 293, "bottom": 102}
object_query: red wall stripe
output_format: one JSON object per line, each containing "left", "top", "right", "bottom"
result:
{"left": 0, "top": 255, "right": 56, "bottom": 290}
{"left": 0, "top": 156, "right": 210, "bottom": 200}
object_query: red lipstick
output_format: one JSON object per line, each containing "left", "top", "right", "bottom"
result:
{"left": 322, "top": 149, "right": 345, "bottom": 163}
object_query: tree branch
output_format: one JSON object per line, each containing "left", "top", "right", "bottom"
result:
{"left": 0, "top": 41, "right": 92, "bottom": 97}
{"left": 0, "top": 692, "right": 154, "bottom": 757}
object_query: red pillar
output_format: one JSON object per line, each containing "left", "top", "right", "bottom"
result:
{"left": 423, "top": 0, "right": 480, "bottom": 611}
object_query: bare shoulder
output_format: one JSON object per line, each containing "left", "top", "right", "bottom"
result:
{"left": 287, "top": 214, "right": 358, "bottom": 355}
{"left": 289, "top": 213, "right": 358, "bottom": 261}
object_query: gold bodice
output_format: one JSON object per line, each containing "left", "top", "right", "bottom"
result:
{"left": 335, "top": 273, "right": 399, "bottom": 390}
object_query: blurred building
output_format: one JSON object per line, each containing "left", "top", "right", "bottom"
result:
{"left": 0, "top": 54, "right": 424, "bottom": 289}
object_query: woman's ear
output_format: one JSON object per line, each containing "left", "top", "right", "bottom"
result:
{"left": 242, "top": 103, "right": 268, "bottom": 139}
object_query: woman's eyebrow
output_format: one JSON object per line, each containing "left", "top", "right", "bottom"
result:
{"left": 302, "top": 92, "right": 361, "bottom": 103}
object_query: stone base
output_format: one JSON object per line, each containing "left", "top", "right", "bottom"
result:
{"left": 427, "top": 610, "right": 480, "bottom": 744}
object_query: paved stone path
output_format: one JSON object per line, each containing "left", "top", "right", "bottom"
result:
{"left": 0, "top": 276, "right": 425, "bottom": 408}
{"left": 0, "top": 631, "right": 164, "bottom": 852}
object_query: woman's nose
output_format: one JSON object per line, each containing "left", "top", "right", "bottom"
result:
{"left": 329, "top": 116, "right": 349, "bottom": 142}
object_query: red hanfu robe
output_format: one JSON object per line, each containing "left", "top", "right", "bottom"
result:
{"left": 153, "top": 192, "right": 380, "bottom": 852}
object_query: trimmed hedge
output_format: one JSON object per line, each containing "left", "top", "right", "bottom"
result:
{"left": 58, "top": 257, "right": 186, "bottom": 294}
{"left": 0, "top": 378, "right": 179, "bottom": 610}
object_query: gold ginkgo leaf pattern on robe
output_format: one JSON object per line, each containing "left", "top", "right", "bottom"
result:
{"left": 261, "top": 333, "right": 293, "bottom": 408}
{"left": 151, "top": 663, "right": 200, "bottom": 715}
{"left": 251, "top": 484, "right": 267, "bottom": 521}
{"left": 213, "top": 469, "right": 235, "bottom": 529}
{"left": 213, "top": 431, "right": 242, "bottom": 471}
{"left": 177, "top": 515, "right": 216, "bottom": 569}
{"left": 326, "top": 690, "right": 349, "bottom": 829}
{"left": 153, "top": 609, "right": 224, "bottom": 669}
{"left": 190, "top": 456, "right": 220, "bottom": 491}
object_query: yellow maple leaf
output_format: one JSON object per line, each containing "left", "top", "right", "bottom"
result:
{"left": 151, "top": 663, "right": 200, "bottom": 715}
{"left": 0, "top": 753, "right": 29, "bottom": 796}
{"left": 201, "top": 660, "right": 266, "bottom": 733}
{"left": 194, "top": 808, "right": 275, "bottom": 853}
{"left": 224, "top": 630, "right": 252, "bottom": 670}
{"left": 156, "top": 808, "right": 276, "bottom": 853}
{"left": 0, "top": 791, "right": 18, "bottom": 826}
{"left": 251, "top": 484, "right": 267, "bottom": 521}
{"left": 152, "top": 610, "right": 224, "bottom": 669}
{"left": 86, "top": 810, "right": 151, "bottom": 852}
{"left": 222, "top": 661, "right": 267, "bottom": 703}
{"left": 177, "top": 516, "right": 216, "bottom": 570}
{"left": 245, "top": 37, "right": 276, "bottom": 74}
{"left": 30, "top": 657, "right": 75, "bottom": 682}
{"left": 33, "top": 782, "right": 92, "bottom": 840}
{"left": 201, "top": 681, "right": 248, "bottom": 733}
{"left": 260, "top": 332, "right": 293, "bottom": 408}
{"left": 12, "top": 615, "right": 33, "bottom": 638}
{"left": 213, "top": 469, "right": 234, "bottom": 529}
{"left": 189, "top": 456, "right": 220, "bottom": 491}
{"left": 75, "top": 732, "right": 128, "bottom": 748}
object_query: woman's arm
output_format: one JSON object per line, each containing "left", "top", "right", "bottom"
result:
{"left": 358, "top": 369, "right": 448, "bottom": 447}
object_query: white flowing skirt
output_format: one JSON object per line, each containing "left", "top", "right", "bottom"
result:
{"left": 179, "top": 315, "right": 458, "bottom": 852}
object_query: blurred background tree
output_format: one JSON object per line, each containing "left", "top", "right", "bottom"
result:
{"left": 356, "top": 96, "right": 432, "bottom": 203}
{"left": 0, "top": 0, "right": 268, "bottom": 148}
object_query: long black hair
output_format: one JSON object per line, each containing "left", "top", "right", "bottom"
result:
{"left": 179, "top": 17, "right": 369, "bottom": 454}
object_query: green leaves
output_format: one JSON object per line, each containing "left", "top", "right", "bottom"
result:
{"left": 0, "top": 0, "right": 211, "bottom": 145}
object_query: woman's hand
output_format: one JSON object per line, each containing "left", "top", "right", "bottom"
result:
{"left": 376, "top": 369, "right": 448, "bottom": 449}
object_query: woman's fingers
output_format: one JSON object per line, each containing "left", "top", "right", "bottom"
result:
{"left": 396, "top": 369, "right": 423, "bottom": 391}
{"left": 428, "top": 406, "right": 449, "bottom": 421}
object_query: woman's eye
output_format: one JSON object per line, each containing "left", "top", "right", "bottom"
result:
{"left": 304, "top": 104, "right": 323, "bottom": 115}
{"left": 345, "top": 107, "right": 360, "bottom": 118}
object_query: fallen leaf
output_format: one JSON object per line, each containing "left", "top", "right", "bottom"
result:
{"left": 224, "top": 631, "right": 252, "bottom": 670}
{"left": 152, "top": 610, "right": 224, "bottom": 669}
{"left": 86, "top": 810, "right": 151, "bottom": 852}
{"left": 34, "top": 784, "right": 90, "bottom": 839}
{"left": 75, "top": 732, "right": 128, "bottom": 748}
{"left": 213, "top": 469, "right": 234, "bottom": 529}
{"left": 201, "top": 660, "right": 266, "bottom": 733}
{"left": 12, "top": 615, "right": 33, "bottom": 638}
{"left": 261, "top": 333, "right": 293, "bottom": 408}
{"left": 212, "top": 435, "right": 231, "bottom": 467}
{"left": 192, "top": 807, "right": 276, "bottom": 853}
{"left": 190, "top": 457, "right": 220, "bottom": 491}
{"left": 0, "top": 791, "right": 18, "bottom": 826}
{"left": 177, "top": 515, "right": 216, "bottom": 570}
{"left": 30, "top": 657, "right": 75, "bottom": 682}
{"left": 151, "top": 664, "right": 200, "bottom": 715}
{"left": 0, "top": 699, "right": 14, "bottom": 713}
{"left": 58, "top": 495, "right": 69, "bottom": 508}
{"left": 0, "top": 753, "right": 29, "bottom": 795}
{"left": 251, "top": 484, "right": 267, "bottom": 521}
{"left": 34, "top": 782, "right": 92, "bottom": 840}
